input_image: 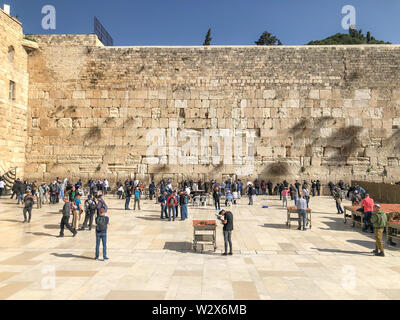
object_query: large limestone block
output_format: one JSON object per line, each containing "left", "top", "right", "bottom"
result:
{"left": 354, "top": 89, "right": 371, "bottom": 100}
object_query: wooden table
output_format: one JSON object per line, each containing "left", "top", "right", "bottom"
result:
{"left": 344, "top": 205, "right": 364, "bottom": 227}
{"left": 286, "top": 206, "right": 312, "bottom": 229}
{"left": 386, "top": 210, "right": 400, "bottom": 245}
{"left": 344, "top": 204, "right": 400, "bottom": 230}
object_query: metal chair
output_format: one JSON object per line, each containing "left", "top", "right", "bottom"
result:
{"left": 193, "top": 195, "right": 201, "bottom": 207}
{"left": 200, "top": 195, "right": 207, "bottom": 207}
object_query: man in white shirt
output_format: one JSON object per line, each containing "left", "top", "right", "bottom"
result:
{"left": 0, "top": 179, "right": 5, "bottom": 197}
{"left": 232, "top": 191, "right": 239, "bottom": 204}
{"left": 185, "top": 186, "right": 191, "bottom": 195}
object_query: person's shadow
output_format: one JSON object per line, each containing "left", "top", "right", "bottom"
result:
{"left": 51, "top": 253, "right": 94, "bottom": 260}
{"left": 26, "top": 231, "right": 58, "bottom": 237}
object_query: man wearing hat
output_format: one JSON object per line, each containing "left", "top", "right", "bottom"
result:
{"left": 371, "top": 204, "right": 387, "bottom": 257}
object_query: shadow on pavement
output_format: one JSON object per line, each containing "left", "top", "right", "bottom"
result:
{"left": 44, "top": 224, "right": 60, "bottom": 229}
{"left": 26, "top": 231, "right": 57, "bottom": 237}
{"left": 136, "top": 215, "right": 164, "bottom": 221}
{"left": 311, "top": 247, "right": 371, "bottom": 256}
{"left": 163, "top": 241, "right": 193, "bottom": 252}
{"left": 51, "top": 253, "right": 94, "bottom": 260}
{"left": 261, "top": 223, "right": 288, "bottom": 229}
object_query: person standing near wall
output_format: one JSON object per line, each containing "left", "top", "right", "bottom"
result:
{"left": 316, "top": 180, "right": 321, "bottom": 196}
{"left": 158, "top": 192, "right": 168, "bottom": 219}
{"left": 16, "top": 180, "right": 25, "bottom": 205}
{"left": 125, "top": 185, "right": 132, "bottom": 210}
{"left": 80, "top": 194, "right": 96, "bottom": 231}
{"left": 248, "top": 184, "right": 254, "bottom": 205}
{"left": 149, "top": 181, "right": 155, "bottom": 201}
{"left": 180, "top": 191, "right": 189, "bottom": 221}
{"left": 72, "top": 193, "right": 83, "bottom": 231}
{"left": 0, "top": 178, "right": 5, "bottom": 197}
{"left": 22, "top": 190, "right": 35, "bottom": 223}
{"left": 302, "top": 184, "right": 310, "bottom": 208}
{"left": 167, "top": 191, "right": 178, "bottom": 221}
{"left": 58, "top": 196, "right": 77, "bottom": 237}
{"left": 297, "top": 195, "right": 308, "bottom": 231}
{"left": 281, "top": 187, "right": 289, "bottom": 208}
{"left": 213, "top": 186, "right": 221, "bottom": 210}
{"left": 333, "top": 188, "right": 344, "bottom": 214}
{"left": 133, "top": 187, "right": 141, "bottom": 210}
{"left": 362, "top": 194, "right": 375, "bottom": 233}
{"left": 219, "top": 210, "right": 233, "bottom": 256}
{"left": 95, "top": 208, "right": 109, "bottom": 261}
{"left": 371, "top": 204, "right": 387, "bottom": 257}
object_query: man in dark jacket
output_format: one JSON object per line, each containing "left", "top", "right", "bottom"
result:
{"left": 22, "top": 190, "right": 34, "bottom": 223}
{"left": 267, "top": 181, "right": 273, "bottom": 195}
{"left": 316, "top": 180, "right": 321, "bottom": 196}
{"left": 158, "top": 192, "right": 168, "bottom": 219}
{"left": 58, "top": 196, "right": 77, "bottom": 237}
{"left": 125, "top": 185, "right": 132, "bottom": 210}
{"left": 16, "top": 180, "right": 26, "bottom": 205}
{"left": 213, "top": 187, "right": 221, "bottom": 210}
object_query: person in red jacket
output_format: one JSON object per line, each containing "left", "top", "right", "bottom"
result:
{"left": 167, "top": 191, "right": 178, "bottom": 221}
{"left": 362, "top": 194, "right": 374, "bottom": 233}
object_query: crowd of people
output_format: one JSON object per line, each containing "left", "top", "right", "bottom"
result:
{"left": 3, "top": 177, "right": 110, "bottom": 260}
{"left": 0, "top": 175, "right": 394, "bottom": 258}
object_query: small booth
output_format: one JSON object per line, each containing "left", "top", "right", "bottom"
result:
{"left": 193, "top": 220, "right": 217, "bottom": 252}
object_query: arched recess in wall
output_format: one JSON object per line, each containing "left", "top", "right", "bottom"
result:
{"left": 8, "top": 46, "right": 15, "bottom": 62}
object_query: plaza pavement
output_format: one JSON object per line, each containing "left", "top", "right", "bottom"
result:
{"left": 0, "top": 194, "right": 399, "bottom": 300}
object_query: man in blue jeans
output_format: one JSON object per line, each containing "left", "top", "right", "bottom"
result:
{"left": 95, "top": 208, "right": 109, "bottom": 261}
{"left": 158, "top": 192, "right": 168, "bottom": 219}
{"left": 297, "top": 195, "right": 308, "bottom": 231}
{"left": 125, "top": 185, "right": 132, "bottom": 210}
{"left": 180, "top": 191, "right": 189, "bottom": 221}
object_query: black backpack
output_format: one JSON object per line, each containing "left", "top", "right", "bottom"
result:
{"left": 96, "top": 216, "right": 107, "bottom": 232}
{"left": 89, "top": 200, "right": 96, "bottom": 211}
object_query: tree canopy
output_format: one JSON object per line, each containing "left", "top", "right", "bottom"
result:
{"left": 255, "top": 31, "right": 282, "bottom": 46}
{"left": 203, "top": 29, "right": 212, "bottom": 46}
{"left": 307, "top": 28, "right": 391, "bottom": 45}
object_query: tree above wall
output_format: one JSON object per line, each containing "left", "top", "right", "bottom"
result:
{"left": 255, "top": 31, "right": 282, "bottom": 46}
{"left": 307, "top": 27, "right": 391, "bottom": 45}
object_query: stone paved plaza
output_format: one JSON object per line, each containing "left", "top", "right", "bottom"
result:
{"left": 0, "top": 194, "right": 399, "bottom": 300}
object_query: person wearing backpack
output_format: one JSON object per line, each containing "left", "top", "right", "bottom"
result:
{"left": 80, "top": 194, "right": 96, "bottom": 231}
{"left": 371, "top": 204, "right": 387, "bottom": 257}
{"left": 96, "top": 194, "right": 108, "bottom": 217}
{"left": 167, "top": 191, "right": 178, "bottom": 221}
{"left": 22, "top": 190, "right": 35, "bottom": 223}
{"left": 180, "top": 191, "right": 189, "bottom": 221}
{"left": 133, "top": 187, "right": 141, "bottom": 210}
{"left": 95, "top": 208, "right": 109, "bottom": 261}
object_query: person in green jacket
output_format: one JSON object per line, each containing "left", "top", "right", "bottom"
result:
{"left": 371, "top": 204, "right": 387, "bottom": 257}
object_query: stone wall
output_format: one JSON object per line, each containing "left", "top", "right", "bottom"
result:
{"left": 25, "top": 34, "right": 400, "bottom": 184}
{"left": 0, "top": 8, "right": 29, "bottom": 178}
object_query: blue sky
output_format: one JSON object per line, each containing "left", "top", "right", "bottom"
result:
{"left": 4, "top": 0, "right": 400, "bottom": 45}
